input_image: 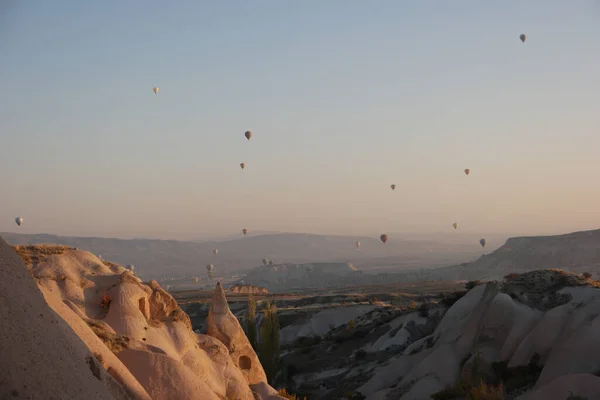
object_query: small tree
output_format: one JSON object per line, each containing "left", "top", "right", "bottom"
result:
{"left": 260, "top": 301, "right": 280, "bottom": 383}
{"left": 582, "top": 272, "right": 593, "bottom": 279}
{"left": 347, "top": 319, "right": 356, "bottom": 330}
{"left": 245, "top": 294, "right": 257, "bottom": 350}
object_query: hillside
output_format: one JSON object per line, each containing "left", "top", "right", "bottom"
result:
{"left": 1, "top": 238, "right": 286, "bottom": 400}
{"left": 0, "top": 232, "right": 485, "bottom": 280}
{"left": 368, "top": 228, "right": 600, "bottom": 284}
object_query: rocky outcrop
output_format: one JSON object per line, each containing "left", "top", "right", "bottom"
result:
{"left": 0, "top": 238, "right": 133, "bottom": 400}
{"left": 4, "top": 240, "right": 286, "bottom": 400}
{"left": 230, "top": 283, "right": 269, "bottom": 294}
{"left": 273, "top": 268, "right": 600, "bottom": 399}
{"left": 208, "top": 282, "right": 268, "bottom": 385}
{"left": 355, "top": 270, "right": 600, "bottom": 400}
{"left": 207, "top": 283, "right": 286, "bottom": 399}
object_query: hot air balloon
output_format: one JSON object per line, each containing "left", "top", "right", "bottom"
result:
{"left": 380, "top": 234, "right": 388, "bottom": 244}
{"left": 480, "top": 239, "right": 486, "bottom": 248}
{"left": 127, "top": 264, "right": 135, "bottom": 273}
{"left": 262, "top": 258, "right": 269, "bottom": 266}
{"left": 453, "top": 223, "right": 458, "bottom": 230}
{"left": 464, "top": 169, "right": 471, "bottom": 176}
{"left": 213, "top": 248, "right": 218, "bottom": 255}
{"left": 15, "top": 217, "right": 23, "bottom": 227}
{"left": 206, "top": 264, "right": 215, "bottom": 279}
{"left": 355, "top": 241, "right": 361, "bottom": 248}
{"left": 240, "top": 163, "right": 246, "bottom": 170}
{"left": 153, "top": 87, "right": 159, "bottom": 95}
{"left": 193, "top": 277, "right": 199, "bottom": 284}
{"left": 520, "top": 34, "right": 526, "bottom": 43}
{"left": 242, "top": 228, "right": 248, "bottom": 236}
{"left": 268, "top": 260, "right": 274, "bottom": 266}
{"left": 390, "top": 184, "right": 396, "bottom": 191}
{"left": 245, "top": 131, "right": 252, "bottom": 141}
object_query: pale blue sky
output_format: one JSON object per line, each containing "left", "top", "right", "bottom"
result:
{"left": 1, "top": 1, "right": 599, "bottom": 240}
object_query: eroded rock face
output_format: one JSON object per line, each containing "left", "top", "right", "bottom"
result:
{"left": 354, "top": 274, "right": 600, "bottom": 400}
{"left": 207, "top": 282, "right": 269, "bottom": 385}
{"left": 0, "top": 238, "right": 128, "bottom": 400}
{"left": 8, "top": 242, "right": 285, "bottom": 400}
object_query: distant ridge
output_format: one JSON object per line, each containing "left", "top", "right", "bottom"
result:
{"left": 1, "top": 231, "right": 485, "bottom": 279}
{"left": 405, "top": 228, "right": 600, "bottom": 282}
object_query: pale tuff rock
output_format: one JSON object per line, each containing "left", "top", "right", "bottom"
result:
{"left": 357, "top": 271, "right": 600, "bottom": 400}
{"left": 0, "top": 237, "right": 132, "bottom": 400}
{"left": 5, "top": 240, "right": 286, "bottom": 400}
{"left": 207, "top": 282, "right": 269, "bottom": 384}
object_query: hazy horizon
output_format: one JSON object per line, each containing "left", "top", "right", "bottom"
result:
{"left": 2, "top": 1, "right": 599, "bottom": 241}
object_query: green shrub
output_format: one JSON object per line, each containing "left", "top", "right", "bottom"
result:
{"left": 440, "top": 291, "right": 467, "bottom": 308}
{"left": 465, "top": 281, "right": 481, "bottom": 290}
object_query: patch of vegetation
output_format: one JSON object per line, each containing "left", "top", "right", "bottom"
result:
{"left": 439, "top": 291, "right": 467, "bottom": 308}
{"left": 347, "top": 319, "right": 357, "bottom": 330}
{"left": 101, "top": 260, "right": 122, "bottom": 269}
{"left": 465, "top": 280, "right": 481, "bottom": 290}
{"left": 582, "top": 272, "right": 592, "bottom": 279}
{"left": 341, "top": 390, "right": 366, "bottom": 400}
{"left": 87, "top": 320, "right": 130, "bottom": 354}
{"left": 277, "top": 388, "right": 307, "bottom": 400}
{"left": 501, "top": 269, "right": 600, "bottom": 311}
{"left": 245, "top": 294, "right": 258, "bottom": 350}
{"left": 432, "top": 352, "right": 543, "bottom": 400}
{"left": 368, "top": 296, "right": 384, "bottom": 305}
{"left": 490, "top": 353, "right": 543, "bottom": 395}
{"left": 431, "top": 381, "right": 504, "bottom": 400}
{"left": 418, "top": 302, "right": 431, "bottom": 318}
{"left": 12, "top": 244, "right": 72, "bottom": 267}
{"left": 260, "top": 300, "right": 281, "bottom": 384}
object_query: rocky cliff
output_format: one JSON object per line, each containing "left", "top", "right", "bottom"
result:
{"left": 0, "top": 238, "right": 285, "bottom": 400}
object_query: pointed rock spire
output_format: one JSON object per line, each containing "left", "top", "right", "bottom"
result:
{"left": 207, "top": 282, "right": 268, "bottom": 385}
{"left": 210, "top": 282, "right": 230, "bottom": 315}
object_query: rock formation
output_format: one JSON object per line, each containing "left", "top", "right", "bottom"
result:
{"left": 0, "top": 239, "right": 133, "bottom": 400}
{"left": 208, "top": 283, "right": 286, "bottom": 399}
{"left": 356, "top": 270, "right": 600, "bottom": 400}
{"left": 2, "top": 239, "right": 286, "bottom": 400}
{"left": 230, "top": 283, "right": 269, "bottom": 294}
{"left": 271, "top": 269, "right": 600, "bottom": 399}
